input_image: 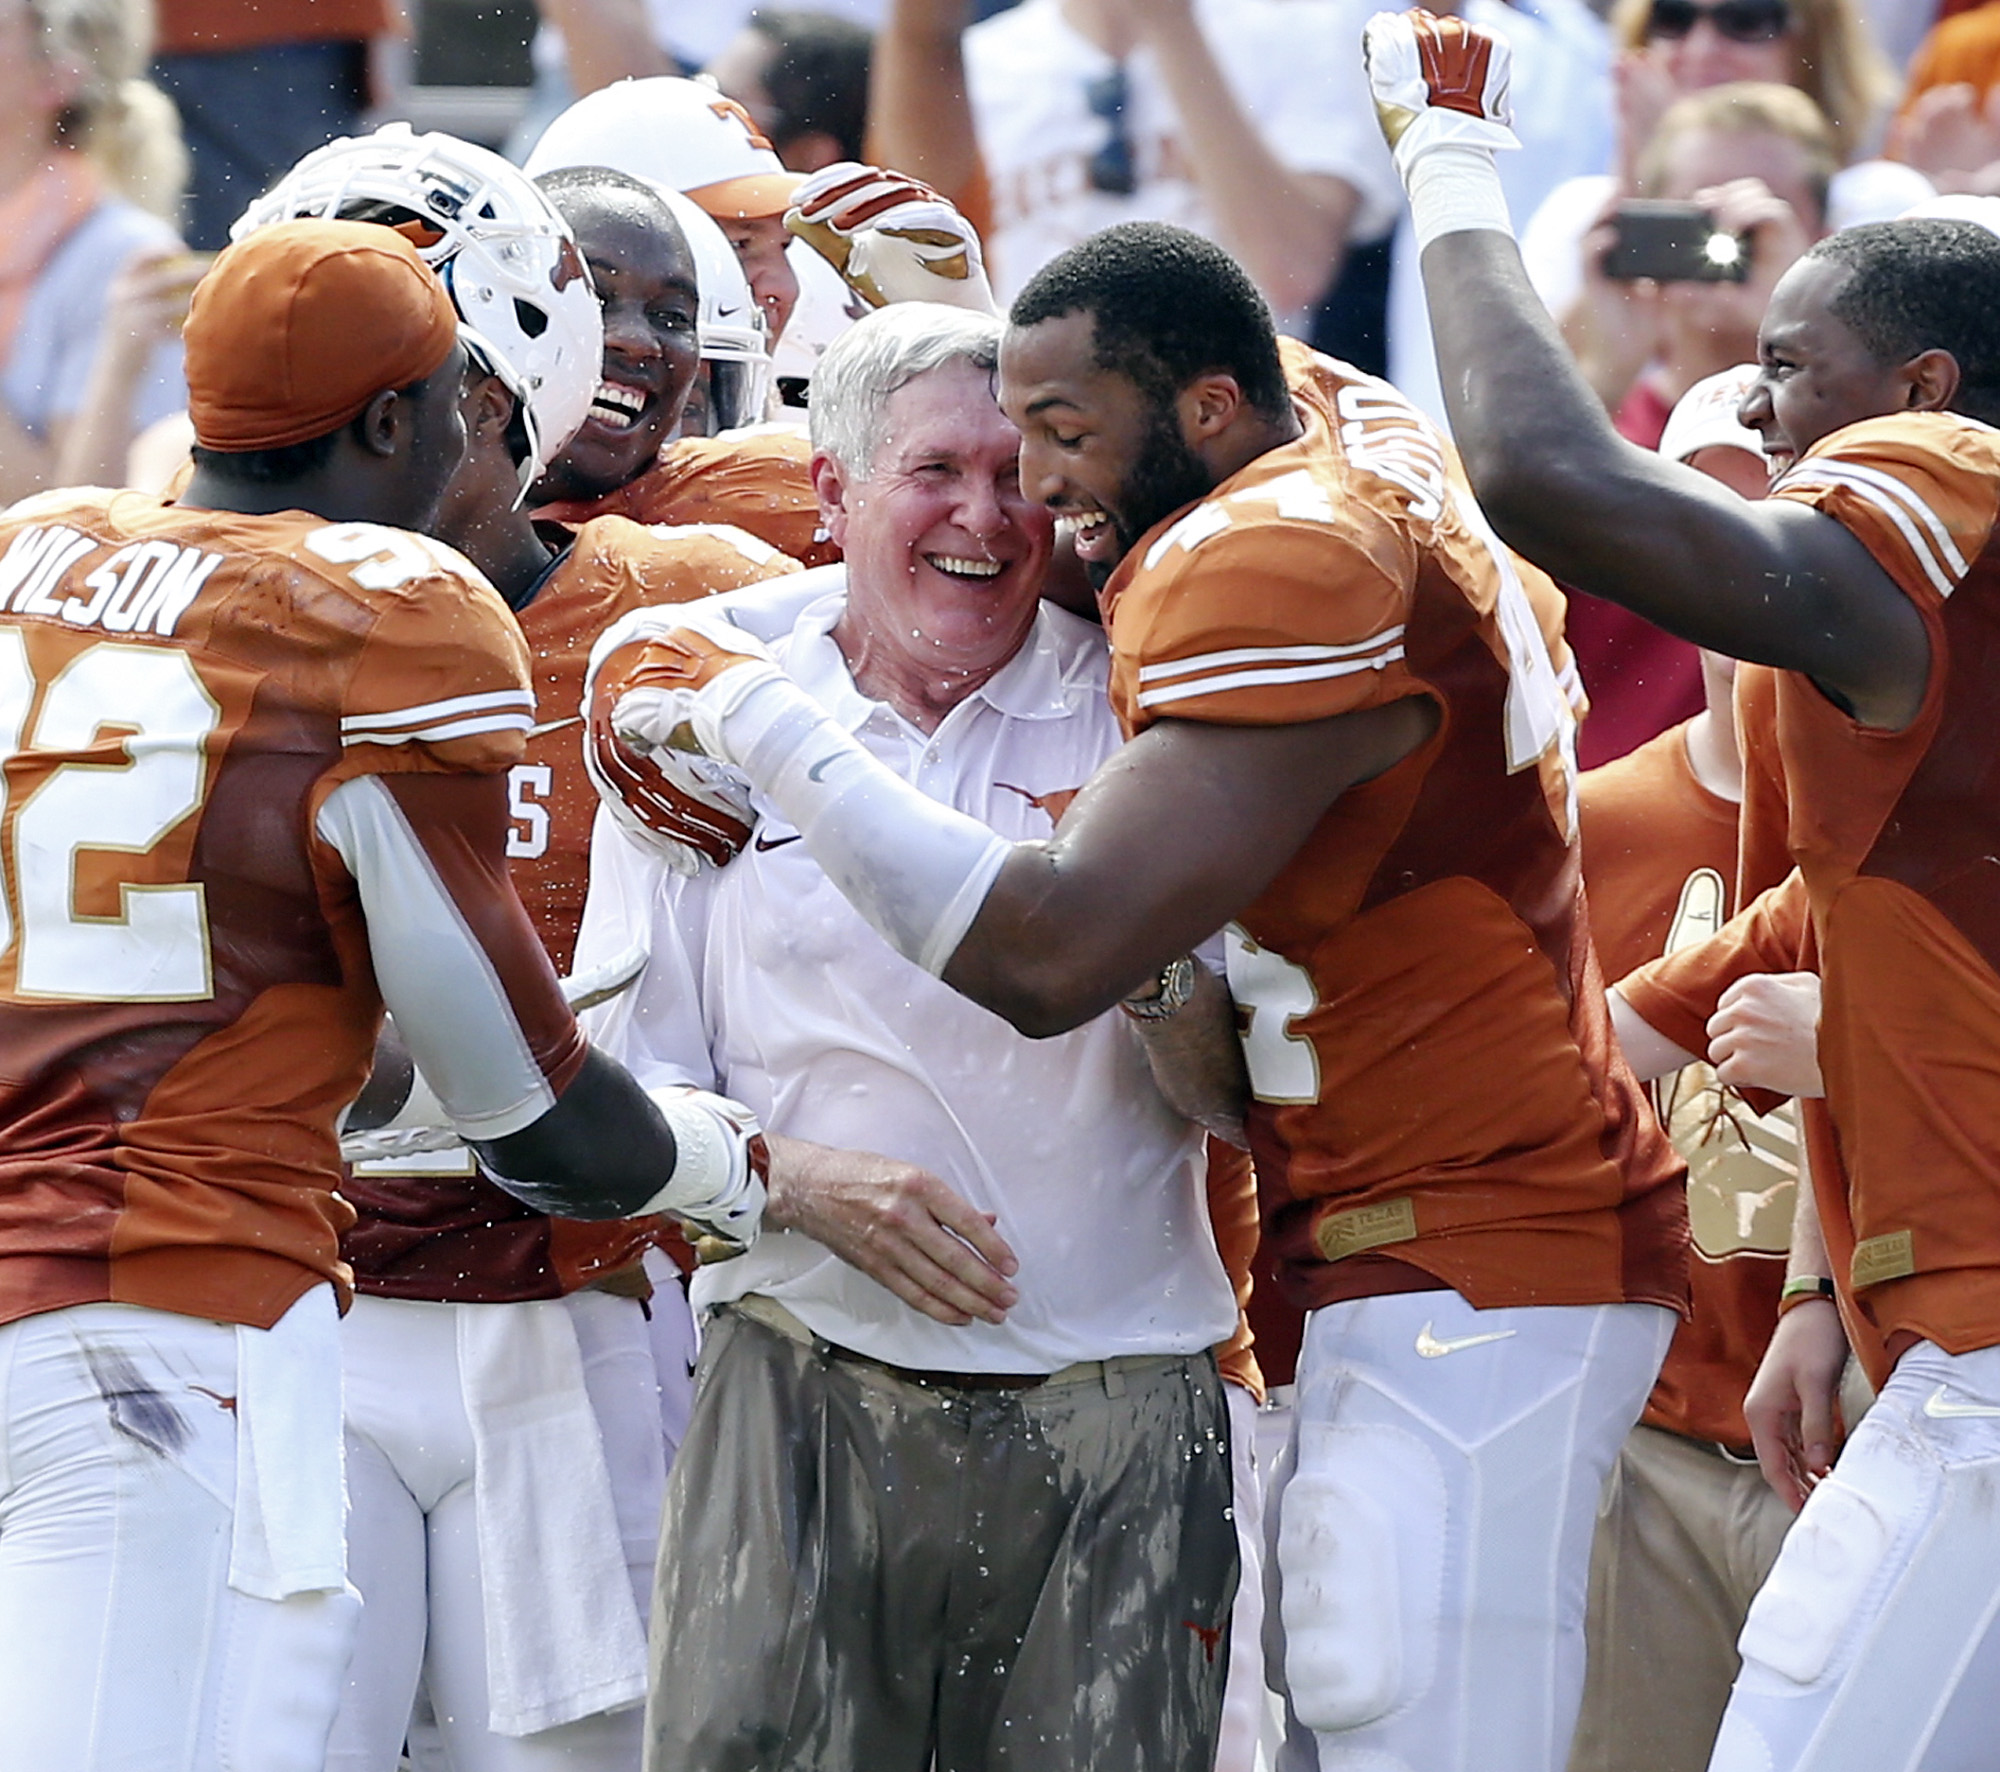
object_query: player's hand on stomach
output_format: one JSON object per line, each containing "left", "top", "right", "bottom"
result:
{"left": 785, "top": 162, "right": 998, "bottom": 315}
{"left": 763, "top": 1133, "right": 1021, "bottom": 1327}
{"left": 640, "top": 1086, "right": 770, "bottom": 1259}
{"left": 583, "top": 605, "right": 783, "bottom": 872}
{"left": 1744, "top": 1294, "right": 1849, "bottom": 1511}
{"left": 1707, "top": 970, "right": 1823, "bottom": 1099}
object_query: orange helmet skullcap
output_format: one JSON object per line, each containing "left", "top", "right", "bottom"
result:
{"left": 186, "top": 218, "right": 461, "bottom": 452}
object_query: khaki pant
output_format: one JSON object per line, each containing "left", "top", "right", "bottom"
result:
{"left": 645, "top": 1302, "right": 1237, "bottom": 1772}
{"left": 1568, "top": 1423, "right": 1794, "bottom": 1772}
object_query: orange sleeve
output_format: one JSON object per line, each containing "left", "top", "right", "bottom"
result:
{"left": 1732, "top": 662, "right": 1794, "bottom": 903}
{"left": 1771, "top": 415, "right": 2000, "bottom": 612}
{"left": 1205, "top": 1140, "right": 1264, "bottom": 1402}
{"left": 1116, "top": 517, "right": 1419, "bottom": 730}
{"left": 1616, "top": 869, "right": 1812, "bottom": 1072}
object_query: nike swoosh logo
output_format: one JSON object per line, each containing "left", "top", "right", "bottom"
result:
{"left": 754, "top": 831, "right": 803, "bottom": 852}
{"left": 807, "top": 754, "right": 841, "bottom": 783}
{"left": 1922, "top": 1384, "right": 2000, "bottom": 1419}
{"left": 1414, "top": 1323, "right": 1518, "bottom": 1359}
{"left": 528, "top": 717, "right": 580, "bottom": 740}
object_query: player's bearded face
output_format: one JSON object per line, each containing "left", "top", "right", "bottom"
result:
{"left": 1000, "top": 313, "right": 1217, "bottom": 590}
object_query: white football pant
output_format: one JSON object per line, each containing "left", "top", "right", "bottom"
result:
{"left": 0, "top": 1301, "right": 358, "bottom": 1772}
{"left": 1709, "top": 1338, "right": 2000, "bottom": 1772}
{"left": 1269, "top": 1290, "right": 1673, "bottom": 1772}
{"left": 328, "top": 1288, "right": 677, "bottom": 1772}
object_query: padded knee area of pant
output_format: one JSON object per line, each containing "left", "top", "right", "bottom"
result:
{"left": 1736, "top": 1479, "right": 1895, "bottom": 1688}
{"left": 1280, "top": 1426, "right": 1443, "bottom": 1733}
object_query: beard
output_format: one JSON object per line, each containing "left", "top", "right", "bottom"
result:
{"left": 1086, "top": 398, "right": 1217, "bottom": 591}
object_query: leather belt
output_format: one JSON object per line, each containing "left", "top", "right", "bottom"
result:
{"left": 730, "top": 1293, "right": 1179, "bottom": 1396}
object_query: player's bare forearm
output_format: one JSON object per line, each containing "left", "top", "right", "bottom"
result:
{"left": 943, "top": 697, "right": 1438, "bottom": 1035}
{"left": 1129, "top": 960, "right": 1251, "bottom": 1147}
{"left": 540, "top": 0, "right": 671, "bottom": 93}
{"left": 1138, "top": 2, "right": 1352, "bottom": 310}
{"left": 866, "top": 0, "right": 980, "bottom": 202}
{"left": 1608, "top": 988, "right": 1698, "bottom": 1083}
{"left": 1419, "top": 230, "right": 1929, "bottom": 726}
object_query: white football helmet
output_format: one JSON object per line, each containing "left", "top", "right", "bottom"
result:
{"left": 656, "top": 189, "right": 773, "bottom": 433}
{"left": 233, "top": 124, "right": 603, "bottom": 495}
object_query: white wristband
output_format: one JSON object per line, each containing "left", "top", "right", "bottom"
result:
{"left": 702, "top": 668, "right": 1013, "bottom": 975}
{"left": 1405, "top": 143, "right": 1515, "bottom": 255}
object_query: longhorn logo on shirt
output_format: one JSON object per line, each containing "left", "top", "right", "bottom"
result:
{"left": 994, "top": 782, "right": 1081, "bottom": 827}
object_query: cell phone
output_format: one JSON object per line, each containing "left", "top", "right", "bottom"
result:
{"left": 1602, "top": 202, "right": 1749, "bottom": 283}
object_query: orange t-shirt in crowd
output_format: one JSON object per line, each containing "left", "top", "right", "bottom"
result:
{"left": 1631, "top": 411, "right": 2000, "bottom": 1375}
{"left": 1582, "top": 722, "right": 1796, "bottom": 1448}
{"left": 1101, "top": 340, "right": 1687, "bottom": 1318}
{"left": 342, "top": 517, "right": 804, "bottom": 1306}
{"left": 0, "top": 490, "right": 581, "bottom": 1332}
{"left": 537, "top": 426, "right": 841, "bottom": 570}
{"left": 1897, "top": 1, "right": 2000, "bottom": 120}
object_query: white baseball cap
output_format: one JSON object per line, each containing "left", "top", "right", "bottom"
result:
{"left": 1659, "top": 365, "right": 1764, "bottom": 466}
{"left": 524, "top": 76, "right": 804, "bottom": 221}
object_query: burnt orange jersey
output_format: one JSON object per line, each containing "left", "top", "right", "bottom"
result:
{"left": 535, "top": 425, "right": 840, "bottom": 569}
{"left": 0, "top": 489, "right": 576, "bottom": 1332}
{"left": 1715, "top": 412, "right": 2000, "bottom": 1359}
{"left": 342, "top": 516, "right": 802, "bottom": 1306}
{"left": 1582, "top": 723, "right": 1794, "bottom": 1447}
{"left": 1102, "top": 342, "right": 1686, "bottom": 1316}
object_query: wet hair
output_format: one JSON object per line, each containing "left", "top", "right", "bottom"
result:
{"left": 1010, "top": 222, "right": 1291, "bottom": 423}
{"left": 810, "top": 302, "right": 1001, "bottom": 477}
{"left": 749, "top": 9, "right": 873, "bottom": 164}
{"left": 533, "top": 164, "right": 681, "bottom": 225}
{"left": 1808, "top": 219, "right": 2000, "bottom": 419}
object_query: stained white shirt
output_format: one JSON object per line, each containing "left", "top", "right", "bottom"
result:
{"left": 965, "top": 0, "right": 1401, "bottom": 315}
{"left": 577, "top": 584, "right": 1238, "bottom": 1374}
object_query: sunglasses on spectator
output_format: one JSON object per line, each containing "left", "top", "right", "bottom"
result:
{"left": 1646, "top": 0, "right": 1793, "bottom": 41}
{"left": 1086, "top": 65, "right": 1137, "bottom": 196}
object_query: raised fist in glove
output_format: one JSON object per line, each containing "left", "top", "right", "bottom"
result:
{"left": 1363, "top": 10, "right": 1519, "bottom": 172}
{"left": 639, "top": 1085, "right": 770, "bottom": 1260}
{"left": 786, "top": 161, "right": 998, "bottom": 315}
{"left": 582, "top": 605, "right": 786, "bottom": 874}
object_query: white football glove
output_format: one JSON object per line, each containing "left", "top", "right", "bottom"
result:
{"left": 1363, "top": 10, "right": 1520, "bottom": 177}
{"left": 638, "top": 1085, "right": 769, "bottom": 1259}
{"left": 786, "top": 162, "right": 998, "bottom": 315}
{"left": 582, "top": 604, "right": 785, "bottom": 874}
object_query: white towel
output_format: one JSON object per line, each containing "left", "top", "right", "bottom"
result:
{"left": 458, "top": 1299, "right": 650, "bottom": 1737}
{"left": 229, "top": 1284, "right": 347, "bottom": 1600}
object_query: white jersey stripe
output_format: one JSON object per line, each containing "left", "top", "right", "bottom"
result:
{"left": 1136, "top": 647, "right": 1407, "bottom": 709}
{"left": 1137, "top": 627, "right": 1407, "bottom": 685}
{"left": 1781, "top": 465, "right": 1960, "bottom": 598}
{"left": 1810, "top": 459, "right": 1970, "bottom": 577}
{"left": 341, "top": 711, "right": 535, "bottom": 748}
{"left": 340, "top": 688, "right": 535, "bottom": 735}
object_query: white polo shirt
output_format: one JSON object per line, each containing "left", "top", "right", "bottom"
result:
{"left": 578, "top": 582, "right": 1239, "bottom": 1374}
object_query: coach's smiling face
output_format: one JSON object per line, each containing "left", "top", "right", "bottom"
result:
{"left": 1001, "top": 310, "right": 1222, "bottom": 592}
{"left": 819, "top": 357, "right": 1053, "bottom": 698}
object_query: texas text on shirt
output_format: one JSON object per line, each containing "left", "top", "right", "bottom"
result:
{"left": 0, "top": 489, "right": 582, "bottom": 1333}
{"left": 344, "top": 516, "right": 801, "bottom": 1307}
{"left": 1102, "top": 339, "right": 1687, "bottom": 1317}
